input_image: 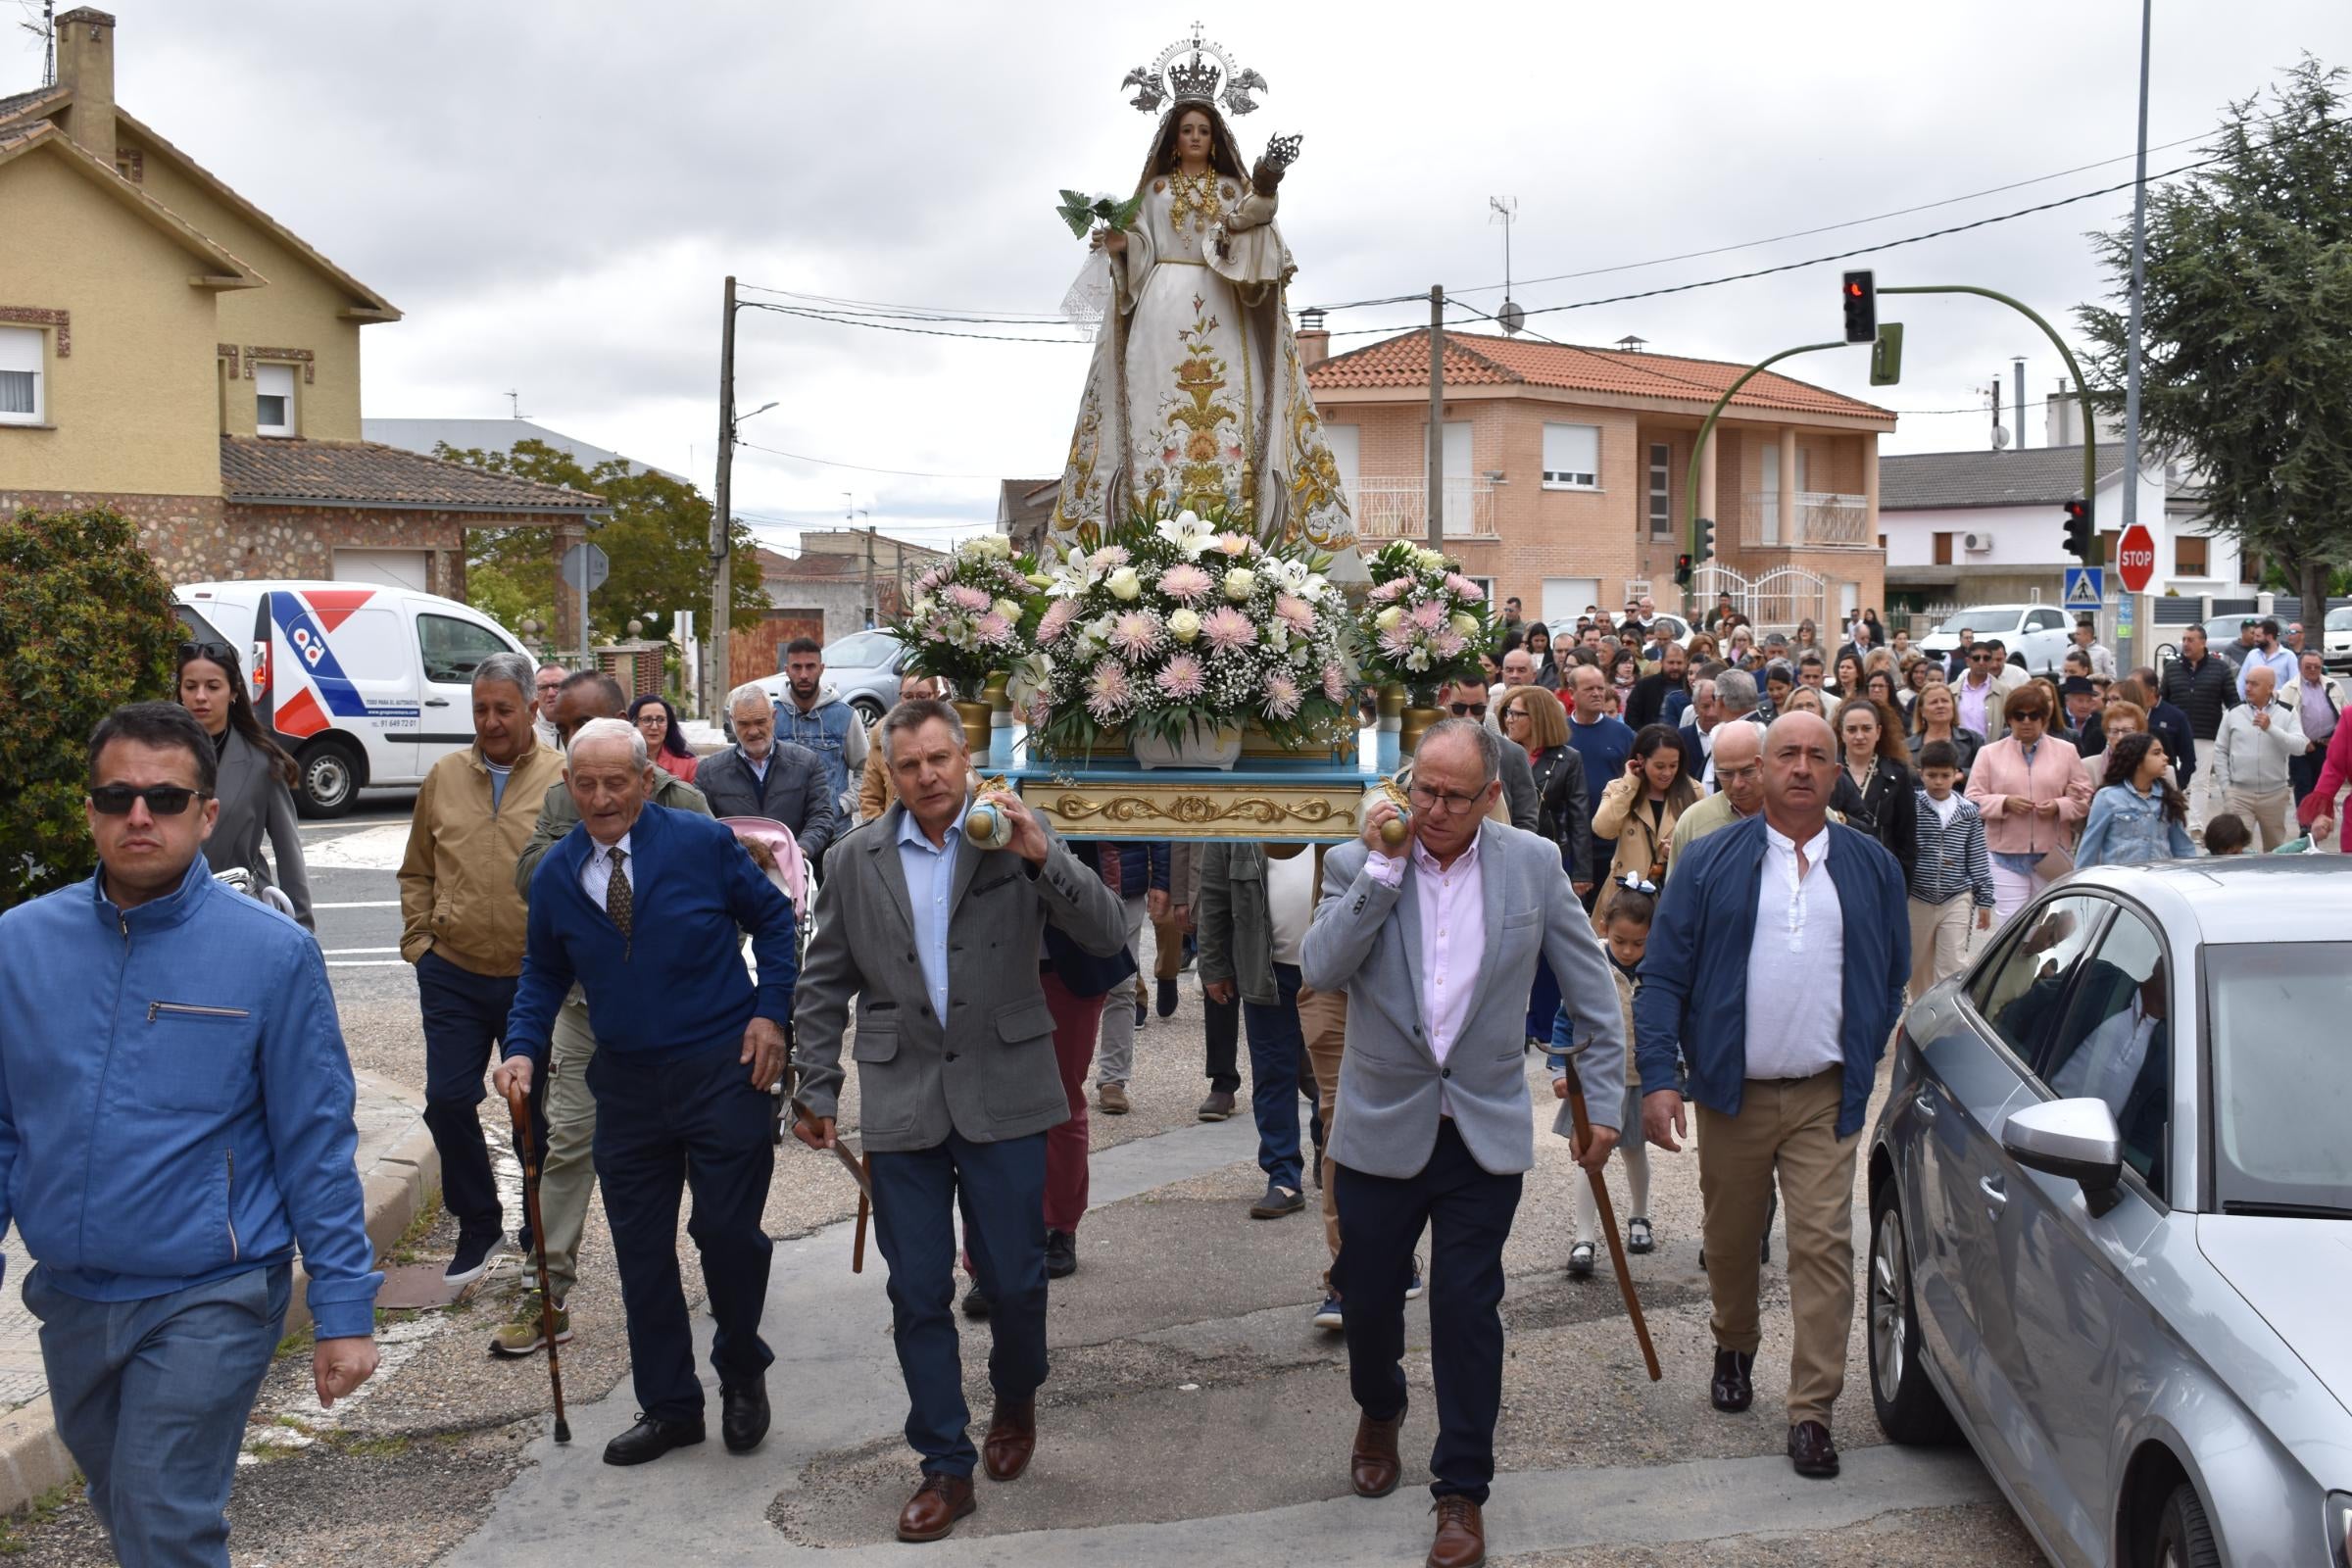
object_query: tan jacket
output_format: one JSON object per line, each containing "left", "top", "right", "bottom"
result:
{"left": 1590, "top": 774, "right": 1686, "bottom": 930}
{"left": 398, "top": 736, "right": 565, "bottom": 976}
{"left": 858, "top": 718, "right": 892, "bottom": 821}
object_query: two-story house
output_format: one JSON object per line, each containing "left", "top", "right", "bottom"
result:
{"left": 1302, "top": 323, "right": 1898, "bottom": 634}
{"left": 0, "top": 12, "right": 603, "bottom": 637}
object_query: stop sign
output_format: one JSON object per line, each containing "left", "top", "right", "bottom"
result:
{"left": 2116, "top": 523, "right": 2158, "bottom": 594}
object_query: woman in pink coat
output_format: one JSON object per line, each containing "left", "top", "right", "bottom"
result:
{"left": 1965, "top": 682, "right": 2093, "bottom": 923}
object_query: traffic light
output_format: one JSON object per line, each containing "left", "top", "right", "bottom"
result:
{"left": 1841, "top": 270, "right": 1877, "bottom": 345}
{"left": 1674, "top": 552, "right": 1694, "bottom": 587}
{"left": 2062, "top": 498, "right": 2094, "bottom": 563}
{"left": 1696, "top": 516, "right": 1717, "bottom": 563}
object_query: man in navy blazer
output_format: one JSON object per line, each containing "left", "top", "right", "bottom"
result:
{"left": 494, "top": 718, "right": 798, "bottom": 1469}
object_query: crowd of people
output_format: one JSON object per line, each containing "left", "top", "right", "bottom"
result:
{"left": 9, "top": 602, "right": 2341, "bottom": 1567}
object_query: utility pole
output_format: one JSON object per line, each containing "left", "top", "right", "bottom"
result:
{"left": 2120, "top": 2, "right": 2153, "bottom": 548}
{"left": 1426, "top": 285, "right": 1445, "bottom": 545}
{"left": 707, "top": 275, "right": 737, "bottom": 719}
{"left": 864, "top": 525, "right": 879, "bottom": 628}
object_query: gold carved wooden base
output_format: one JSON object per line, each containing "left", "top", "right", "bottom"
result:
{"left": 1016, "top": 777, "right": 1363, "bottom": 842}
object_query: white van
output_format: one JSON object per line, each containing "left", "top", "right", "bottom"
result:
{"left": 173, "top": 580, "right": 530, "bottom": 817}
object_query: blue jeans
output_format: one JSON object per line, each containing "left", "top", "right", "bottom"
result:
{"left": 868, "top": 1130, "right": 1050, "bottom": 1477}
{"left": 27, "top": 1262, "right": 290, "bottom": 1567}
{"left": 1240, "top": 961, "right": 1306, "bottom": 1191}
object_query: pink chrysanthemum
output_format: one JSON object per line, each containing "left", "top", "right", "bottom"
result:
{"left": 1444, "top": 572, "right": 1485, "bottom": 603}
{"left": 1108, "top": 610, "right": 1164, "bottom": 659}
{"left": 1274, "top": 594, "right": 1315, "bottom": 632}
{"left": 975, "top": 612, "right": 1015, "bottom": 647}
{"left": 1157, "top": 563, "right": 1214, "bottom": 604}
{"left": 1200, "top": 606, "right": 1256, "bottom": 654}
{"left": 1409, "top": 600, "right": 1446, "bottom": 631}
{"left": 1154, "top": 654, "right": 1207, "bottom": 701}
{"left": 1213, "top": 532, "right": 1254, "bottom": 557}
{"left": 1261, "top": 672, "right": 1303, "bottom": 721}
{"left": 1085, "top": 659, "right": 1134, "bottom": 723}
{"left": 913, "top": 569, "right": 941, "bottom": 595}
{"left": 1367, "top": 578, "right": 1408, "bottom": 603}
{"left": 1431, "top": 629, "right": 1467, "bottom": 660}
{"left": 1322, "top": 663, "right": 1348, "bottom": 702}
{"left": 946, "top": 584, "right": 991, "bottom": 612}
{"left": 1378, "top": 624, "right": 1419, "bottom": 658}
{"left": 1089, "top": 545, "right": 1131, "bottom": 568}
{"left": 1036, "top": 598, "right": 1078, "bottom": 644}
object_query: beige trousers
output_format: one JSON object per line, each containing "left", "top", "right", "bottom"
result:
{"left": 2224, "top": 785, "right": 2294, "bottom": 851}
{"left": 536, "top": 993, "right": 600, "bottom": 1305}
{"left": 1298, "top": 986, "right": 1348, "bottom": 1272}
{"left": 1906, "top": 894, "right": 1981, "bottom": 1002}
{"left": 1694, "top": 1068, "right": 1861, "bottom": 1428}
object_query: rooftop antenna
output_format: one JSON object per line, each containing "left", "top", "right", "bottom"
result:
{"left": 1490, "top": 195, "right": 1522, "bottom": 335}
{"left": 1988, "top": 379, "right": 2010, "bottom": 451}
{"left": 15, "top": 1, "right": 55, "bottom": 86}
{"left": 505, "top": 389, "right": 529, "bottom": 419}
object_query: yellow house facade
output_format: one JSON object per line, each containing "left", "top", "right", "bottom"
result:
{"left": 0, "top": 9, "right": 602, "bottom": 633}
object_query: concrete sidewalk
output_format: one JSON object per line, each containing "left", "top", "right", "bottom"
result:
{"left": 0, "top": 1068, "right": 437, "bottom": 1512}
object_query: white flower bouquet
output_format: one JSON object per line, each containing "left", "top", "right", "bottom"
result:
{"left": 1016, "top": 504, "right": 1354, "bottom": 756}
{"left": 886, "top": 532, "right": 1046, "bottom": 694}
{"left": 1354, "top": 540, "right": 1495, "bottom": 702}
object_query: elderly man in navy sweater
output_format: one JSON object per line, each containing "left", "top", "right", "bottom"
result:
{"left": 495, "top": 718, "right": 798, "bottom": 1468}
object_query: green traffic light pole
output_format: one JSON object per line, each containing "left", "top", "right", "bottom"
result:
{"left": 1681, "top": 340, "right": 1849, "bottom": 618}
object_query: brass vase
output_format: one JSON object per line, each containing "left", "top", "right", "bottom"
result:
{"left": 952, "top": 700, "right": 991, "bottom": 758}
{"left": 1376, "top": 683, "right": 1408, "bottom": 723}
{"left": 1397, "top": 705, "right": 1443, "bottom": 756}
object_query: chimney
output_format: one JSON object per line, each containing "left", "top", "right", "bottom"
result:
{"left": 1295, "top": 306, "right": 1330, "bottom": 368}
{"left": 55, "top": 9, "right": 117, "bottom": 165}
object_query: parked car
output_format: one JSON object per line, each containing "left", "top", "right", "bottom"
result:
{"left": 1866, "top": 857, "right": 2352, "bottom": 1568}
{"left": 176, "top": 579, "right": 530, "bottom": 817}
{"left": 1916, "top": 604, "right": 2075, "bottom": 674}
{"left": 2324, "top": 607, "right": 2352, "bottom": 675}
{"left": 748, "top": 627, "right": 904, "bottom": 724}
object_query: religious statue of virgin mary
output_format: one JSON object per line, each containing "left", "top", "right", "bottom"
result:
{"left": 1049, "top": 30, "right": 1354, "bottom": 555}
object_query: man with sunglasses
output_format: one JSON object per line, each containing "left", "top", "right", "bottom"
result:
{"left": 1302, "top": 719, "right": 1627, "bottom": 1568}
{"left": 1951, "top": 643, "right": 2008, "bottom": 740}
{"left": 1436, "top": 677, "right": 1540, "bottom": 833}
{"left": 0, "top": 703, "right": 379, "bottom": 1564}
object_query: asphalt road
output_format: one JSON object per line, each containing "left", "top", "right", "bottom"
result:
{"left": 2, "top": 795, "right": 2045, "bottom": 1567}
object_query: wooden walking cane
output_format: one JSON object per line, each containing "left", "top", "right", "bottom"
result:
{"left": 504, "top": 1081, "right": 571, "bottom": 1443}
{"left": 1562, "top": 1055, "right": 1663, "bottom": 1382}
{"left": 790, "top": 1098, "right": 875, "bottom": 1273}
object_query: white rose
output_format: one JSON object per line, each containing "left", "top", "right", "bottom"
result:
{"left": 1169, "top": 608, "right": 1202, "bottom": 643}
{"left": 1450, "top": 612, "right": 1480, "bottom": 638}
{"left": 1414, "top": 548, "right": 1446, "bottom": 571}
{"left": 911, "top": 595, "right": 936, "bottom": 617}
{"left": 1223, "top": 567, "right": 1257, "bottom": 600}
{"left": 1375, "top": 606, "right": 1404, "bottom": 631}
{"left": 993, "top": 598, "right": 1023, "bottom": 623}
{"left": 1107, "top": 566, "right": 1143, "bottom": 601}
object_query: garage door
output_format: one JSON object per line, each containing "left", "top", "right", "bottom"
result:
{"left": 334, "top": 549, "right": 431, "bottom": 592}
{"left": 1543, "top": 577, "right": 1599, "bottom": 631}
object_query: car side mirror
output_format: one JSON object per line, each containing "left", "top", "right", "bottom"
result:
{"left": 2002, "top": 1098, "right": 2126, "bottom": 1217}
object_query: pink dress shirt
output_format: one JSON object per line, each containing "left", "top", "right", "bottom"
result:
{"left": 1366, "top": 835, "right": 1487, "bottom": 1108}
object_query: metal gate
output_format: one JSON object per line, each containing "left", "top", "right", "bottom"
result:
{"left": 1691, "top": 564, "right": 1830, "bottom": 638}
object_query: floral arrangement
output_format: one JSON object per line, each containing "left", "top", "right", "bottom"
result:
{"left": 1354, "top": 540, "right": 1495, "bottom": 700}
{"left": 1012, "top": 504, "right": 1354, "bottom": 753}
{"left": 886, "top": 532, "right": 1044, "bottom": 695}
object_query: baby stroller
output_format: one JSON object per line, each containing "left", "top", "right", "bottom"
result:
{"left": 212, "top": 864, "right": 302, "bottom": 920}
{"left": 719, "top": 817, "right": 811, "bottom": 1143}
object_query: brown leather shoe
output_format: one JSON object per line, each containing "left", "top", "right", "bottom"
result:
{"left": 896, "top": 1472, "right": 976, "bottom": 1543}
{"left": 1350, "top": 1406, "right": 1406, "bottom": 1498}
{"left": 1427, "top": 1495, "right": 1487, "bottom": 1568}
{"left": 982, "top": 1396, "right": 1037, "bottom": 1482}
{"left": 1787, "top": 1419, "right": 1840, "bottom": 1478}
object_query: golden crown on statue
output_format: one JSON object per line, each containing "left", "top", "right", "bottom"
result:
{"left": 1119, "top": 24, "right": 1268, "bottom": 117}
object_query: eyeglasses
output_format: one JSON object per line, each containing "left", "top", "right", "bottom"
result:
{"left": 1407, "top": 781, "right": 1486, "bottom": 815}
{"left": 1499, "top": 707, "right": 1526, "bottom": 723}
{"left": 1447, "top": 702, "right": 1488, "bottom": 718}
{"left": 89, "top": 784, "right": 212, "bottom": 816}
{"left": 177, "top": 640, "right": 234, "bottom": 665}
{"left": 1717, "top": 763, "right": 1763, "bottom": 787}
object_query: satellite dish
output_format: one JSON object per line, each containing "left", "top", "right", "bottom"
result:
{"left": 1498, "top": 300, "right": 1524, "bottom": 336}
{"left": 1991, "top": 424, "right": 2011, "bottom": 450}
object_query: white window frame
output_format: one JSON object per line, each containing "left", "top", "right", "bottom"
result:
{"left": 1646, "top": 442, "right": 1672, "bottom": 537}
{"left": 0, "top": 326, "right": 43, "bottom": 425}
{"left": 254, "top": 362, "right": 297, "bottom": 437}
{"left": 1541, "top": 422, "right": 1600, "bottom": 491}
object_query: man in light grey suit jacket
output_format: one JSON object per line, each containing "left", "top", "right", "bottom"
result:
{"left": 1301, "top": 718, "right": 1627, "bottom": 1568}
{"left": 791, "top": 699, "right": 1125, "bottom": 1545}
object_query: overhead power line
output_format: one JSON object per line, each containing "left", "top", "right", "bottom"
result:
{"left": 735, "top": 438, "right": 1023, "bottom": 480}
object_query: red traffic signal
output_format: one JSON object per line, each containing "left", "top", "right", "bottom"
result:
{"left": 1674, "top": 552, "right": 1694, "bottom": 587}
{"left": 1841, "top": 270, "right": 1877, "bottom": 344}
{"left": 2062, "top": 498, "right": 2094, "bottom": 563}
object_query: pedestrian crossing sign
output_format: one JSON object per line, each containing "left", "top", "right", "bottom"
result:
{"left": 2063, "top": 566, "right": 2103, "bottom": 609}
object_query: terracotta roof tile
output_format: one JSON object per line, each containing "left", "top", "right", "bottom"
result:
{"left": 0, "top": 85, "right": 66, "bottom": 126}
{"left": 1307, "top": 329, "right": 1894, "bottom": 421}
{"left": 220, "top": 437, "right": 602, "bottom": 514}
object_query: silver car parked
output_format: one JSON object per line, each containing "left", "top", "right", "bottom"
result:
{"left": 1867, "top": 858, "right": 2352, "bottom": 1568}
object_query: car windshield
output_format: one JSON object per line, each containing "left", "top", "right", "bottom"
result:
{"left": 823, "top": 630, "right": 897, "bottom": 667}
{"left": 2327, "top": 608, "right": 2352, "bottom": 632}
{"left": 2206, "top": 943, "right": 2352, "bottom": 1215}
{"left": 1935, "top": 609, "right": 2021, "bottom": 637}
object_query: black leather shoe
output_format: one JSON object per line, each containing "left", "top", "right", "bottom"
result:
{"left": 1710, "top": 1348, "right": 1755, "bottom": 1413}
{"left": 962, "top": 1281, "right": 993, "bottom": 1318}
{"left": 603, "top": 1412, "right": 706, "bottom": 1466}
{"left": 1156, "top": 977, "right": 1178, "bottom": 1017}
{"left": 1045, "top": 1229, "right": 1077, "bottom": 1280}
{"left": 1788, "top": 1419, "right": 1839, "bottom": 1478}
{"left": 721, "top": 1378, "right": 769, "bottom": 1453}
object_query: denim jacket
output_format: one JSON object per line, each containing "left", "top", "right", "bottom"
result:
{"left": 2074, "top": 782, "right": 2197, "bottom": 868}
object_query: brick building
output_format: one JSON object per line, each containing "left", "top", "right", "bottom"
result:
{"left": 1302, "top": 325, "right": 1898, "bottom": 634}
{"left": 0, "top": 12, "right": 601, "bottom": 631}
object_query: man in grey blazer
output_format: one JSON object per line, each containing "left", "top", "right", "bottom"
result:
{"left": 791, "top": 699, "right": 1125, "bottom": 1544}
{"left": 1301, "top": 719, "right": 1628, "bottom": 1568}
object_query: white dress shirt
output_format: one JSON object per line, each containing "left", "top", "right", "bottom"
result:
{"left": 1264, "top": 847, "right": 1316, "bottom": 967}
{"left": 1743, "top": 823, "right": 1846, "bottom": 1080}
{"left": 580, "top": 830, "right": 635, "bottom": 906}
{"left": 1366, "top": 834, "right": 1487, "bottom": 1110}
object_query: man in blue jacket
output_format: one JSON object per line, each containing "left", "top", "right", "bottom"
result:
{"left": 1634, "top": 711, "right": 1908, "bottom": 1483}
{"left": 0, "top": 703, "right": 380, "bottom": 1565}
{"left": 493, "top": 718, "right": 798, "bottom": 1469}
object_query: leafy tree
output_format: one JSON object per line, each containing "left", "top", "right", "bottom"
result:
{"left": 0, "top": 507, "right": 182, "bottom": 907}
{"left": 435, "top": 439, "right": 769, "bottom": 641}
{"left": 2079, "top": 57, "right": 2352, "bottom": 620}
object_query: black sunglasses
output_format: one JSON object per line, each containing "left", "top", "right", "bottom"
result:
{"left": 1447, "top": 701, "right": 1488, "bottom": 718}
{"left": 178, "top": 640, "right": 235, "bottom": 665}
{"left": 89, "top": 784, "right": 213, "bottom": 816}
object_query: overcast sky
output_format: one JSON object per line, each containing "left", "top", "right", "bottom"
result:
{"left": 22, "top": 1, "right": 2348, "bottom": 553}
